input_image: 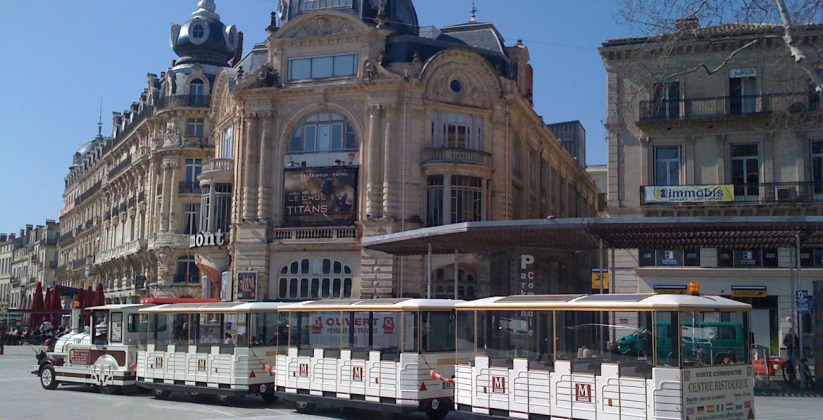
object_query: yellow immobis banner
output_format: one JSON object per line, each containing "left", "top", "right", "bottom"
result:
{"left": 644, "top": 185, "right": 735, "bottom": 204}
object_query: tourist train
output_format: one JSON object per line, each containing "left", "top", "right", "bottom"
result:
{"left": 34, "top": 291, "right": 755, "bottom": 419}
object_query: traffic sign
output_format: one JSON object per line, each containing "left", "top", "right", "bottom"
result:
{"left": 796, "top": 290, "right": 811, "bottom": 314}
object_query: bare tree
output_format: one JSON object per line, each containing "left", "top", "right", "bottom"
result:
{"left": 618, "top": 0, "right": 823, "bottom": 89}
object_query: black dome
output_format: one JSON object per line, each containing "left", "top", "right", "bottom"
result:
{"left": 279, "top": 0, "right": 419, "bottom": 36}
{"left": 171, "top": 0, "right": 238, "bottom": 66}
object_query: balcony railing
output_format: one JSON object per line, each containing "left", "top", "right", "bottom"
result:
{"left": 179, "top": 181, "right": 202, "bottom": 194}
{"left": 75, "top": 181, "right": 102, "bottom": 205}
{"left": 422, "top": 147, "right": 493, "bottom": 166}
{"left": 639, "top": 92, "right": 821, "bottom": 123}
{"left": 157, "top": 95, "right": 212, "bottom": 109}
{"left": 108, "top": 155, "right": 133, "bottom": 179}
{"left": 272, "top": 226, "right": 360, "bottom": 241}
{"left": 202, "top": 158, "right": 234, "bottom": 174}
{"left": 641, "top": 182, "right": 823, "bottom": 205}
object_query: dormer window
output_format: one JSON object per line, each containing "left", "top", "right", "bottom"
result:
{"left": 191, "top": 23, "right": 205, "bottom": 40}
{"left": 190, "top": 80, "right": 205, "bottom": 97}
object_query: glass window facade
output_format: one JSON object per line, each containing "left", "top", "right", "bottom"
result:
{"left": 430, "top": 111, "right": 484, "bottom": 150}
{"left": 288, "top": 54, "right": 357, "bottom": 81}
{"left": 654, "top": 146, "right": 681, "bottom": 186}
{"left": 289, "top": 112, "right": 358, "bottom": 153}
{"left": 277, "top": 258, "right": 353, "bottom": 300}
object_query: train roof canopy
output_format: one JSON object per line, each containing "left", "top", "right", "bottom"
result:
{"left": 362, "top": 216, "right": 823, "bottom": 255}
{"left": 139, "top": 302, "right": 287, "bottom": 314}
{"left": 86, "top": 304, "right": 152, "bottom": 311}
{"left": 279, "top": 298, "right": 463, "bottom": 312}
{"left": 457, "top": 294, "right": 751, "bottom": 311}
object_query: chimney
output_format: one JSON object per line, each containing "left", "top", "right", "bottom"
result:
{"left": 0, "top": 234, "right": 7, "bottom": 242}
{"left": 231, "top": 32, "right": 244, "bottom": 67}
{"left": 676, "top": 16, "right": 700, "bottom": 32}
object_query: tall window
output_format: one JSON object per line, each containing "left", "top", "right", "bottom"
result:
{"left": 730, "top": 144, "right": 759, "bottom": 198}
{"left": 427, "top": 176, "right": 444, "bottom": 227}
{"left": 288, "top": 54, "right": 357, "bottom": 81}
{"left": 175, "top": 256, "right": 199, "bottom": 283}
{"left": 199, "top": 185, "right": 210, "bottom": 233}
{"left": 653, "top": 80, "right": 680, "bottom": 119}
{"left": 189, "top": 79, "right": 205, "bottom": 97}
{"left": 185, "top": 159, "right": 202, "bottom": 188}
{"left": 431, "top": 111, "right": 484, "bottom": 150}
{"left": 813, "top": 141, "right": 823, "bottom": 195}
{"left": 183, "top": 204, "right": 199, "bottom": 234}
{"left": 730, "top": 69, "right": 757, "bottom": 114}
{"left": 221, "top": 126, "right": 233, "bottom": 159}
{"left": 512, "top": 135, "right": 523, "bottom": 179}
{"left": 654, "top": 146, "right": 681, "bottom": 186}
{"left": 451, "top": 176, "right": 483, "bottom": 223}
{"left": 212, "top": 184, "right": 232, "bottom": 233}
{"left": 277, "top": 258, "right": 353, "bottom": 300}
{"left": 289, "top": 112, "right": 358, "bottom": 153}
{"left": 186, "top": 118, "right": 205, "bottom": 137}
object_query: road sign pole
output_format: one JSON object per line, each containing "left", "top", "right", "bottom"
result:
{"left": 796, "top": 234, "right": 805, "bottom": 389}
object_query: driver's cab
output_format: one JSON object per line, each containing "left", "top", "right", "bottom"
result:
{"left": 87, "top": 305, "right": 144, "bottom": 348}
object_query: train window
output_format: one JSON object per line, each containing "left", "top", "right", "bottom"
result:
{"left": 402, "top": 312, "right": 418, "bottom": 352}
{"left": 137, "top": 314, "right": 149, "bottom": 350}
{"left": 110, "top": 312, "right": 123, "bottom": 343}
{"left": 680, "top": 310, "right": 748, "bottom": 366}
{"left": 198, "top": 313, "right": 222, "bottom": 353}
{"left": 610, "top": 311, "right": 653, "bottom": 378}
{"left": 422, "top": 311, "right": 455, "bottom": 353}
{"left": 154, "top": 314, "right": 170, "bottom": 347}
{"left": 456, "top": 311, "right": 474, "bottom": 354}
{"left": 251, "top": 313, "right": 284, "bottom": 347}
{"left": 655, "top": 311, "right": 680, "bottom": 367}
{"left": 172, "top": 314, "right": 192, "bottom": 351}
{"left": 372, "top": 312, "right": 400, "bottom": 359}
{"left": 92, "top": 310, "right": 109, "bottom": 345}
{"left": 295, "top": 312, "right": 341, "bottom": 355}
{"left": 343, "top": 312, "right": 371, "bottom": 357}
{"left": 556, "top": 311, "right": 602, "bottom": 375}
{"left": 483, "top": 311, "right": 553, "bottom": 369}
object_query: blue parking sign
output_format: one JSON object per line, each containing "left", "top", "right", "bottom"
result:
{"left": 796, "top": 290, "right": 811, "bottom": 314}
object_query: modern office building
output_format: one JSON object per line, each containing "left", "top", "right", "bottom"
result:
{"left": 601, "top": 21, "right": 823, "bottom": 353}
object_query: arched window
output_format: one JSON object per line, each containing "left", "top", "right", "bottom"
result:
{"left": 175, "top": 256, "right": 199, "bottom": 283}
{"left": 190, "top": 79, "right": 205, "bottom": 97}
{"left": 191, "top": 23, "right": 205, "bottom": 40}
{"left": 277, "top": 257, "right": 353, "bottom": 300}
{"left": 431, "top": 267, "right": 477, "bottom": 300}
{"left": 289, "top": 112, "right": 358, "bottom": 154}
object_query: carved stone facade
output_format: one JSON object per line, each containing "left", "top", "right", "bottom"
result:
{"left": 199, "top": 3, "right": 600, "bottom": 302}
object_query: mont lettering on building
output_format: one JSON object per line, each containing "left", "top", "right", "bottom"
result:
{"left": 57, "top": 0, "right": 599, "bottom": 303}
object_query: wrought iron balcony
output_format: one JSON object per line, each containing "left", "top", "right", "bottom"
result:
{"left": 179, "top": 181, "right": 202, "bottom": 194}
{"left": 157, "top": 95, "right": 212, "bottom": 109}
{"left": 107, "top": 155, "right": 133, "bottom": 179}
{"left": 640, "top": 182, "right": 823, "bottom": 205}
{"left": 422, "top": 147, "right": 493, "bottom": 166}
{"left": 638, "top": 92, "right": 821, "bottom": 123}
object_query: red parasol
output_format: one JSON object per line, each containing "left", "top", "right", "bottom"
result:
{"left": 95, "top": 283, "right": 105, "bottom": 307}
{"left": 50, "top": 288, "right": 62, "bottom": 325}
{"left": 43, "top": 287, "right": 52, "bottom": 325}
{"left": 29, "top": 282, "right": 45, "bottom": 329}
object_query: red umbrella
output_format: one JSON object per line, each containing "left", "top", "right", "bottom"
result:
{"left": 50, "top": 288, "right": 62, "bottom": 325}
{"left": 95, "top": 283, "right": 105, "bottom": 307}
{"left": 29, "top": 282, "right": 45, "bottom": 329}
{"left": 43, "top": 287, "right": 52, "bottom": 325}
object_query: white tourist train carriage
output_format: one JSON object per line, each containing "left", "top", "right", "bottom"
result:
{"left": 36, "top": 303, "right": 150, "bottom": 394}
{"left": 454, "top": 293, "right": 755, "bottom": 420}
{"left": 135, "top": 301, "right": 287, "bottom": 402}
{"left": 274, "top": 298, "right": 464, "bottom": 419}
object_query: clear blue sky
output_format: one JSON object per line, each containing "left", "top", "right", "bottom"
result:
{"left": 0, "top": 0, "right": 629, "bottom": 234}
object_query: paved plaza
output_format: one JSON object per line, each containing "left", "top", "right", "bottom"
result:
{"left": 1, "top": 345, "right": 819, "bottom": 419}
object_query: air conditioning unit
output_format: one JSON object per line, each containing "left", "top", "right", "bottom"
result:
{"left": 776, "top": 187, "right": 798, "bottom": 201}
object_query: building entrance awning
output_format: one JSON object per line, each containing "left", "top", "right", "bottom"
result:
{"left": 362, "top": 216, "right": 823, "bottom": 255}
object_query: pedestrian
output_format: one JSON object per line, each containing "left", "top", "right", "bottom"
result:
{"left": 0, "top": 320, "right": 8, "bottom": 355}
{"left": 783, "top": 328, "right": 800, "bottom": 360}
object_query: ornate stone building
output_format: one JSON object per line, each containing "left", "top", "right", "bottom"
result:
{"left": 196, "top": 0, "right": 600, "bottom": 301}
{"left": 57, "top": 0, "right": 240, "bottom": 302}
{"left": 600, "top": 22, "right": 823, "bottom": 353}
{"left": 5, "top": 223, "right": 60, "bottom": 310}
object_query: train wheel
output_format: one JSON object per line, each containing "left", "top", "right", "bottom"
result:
{"left": 261, "top": 392, "right": 278, "bottom": 403}
{"left": 425, "top": 407, "right": 450, "bottom": 420}
{"left": 98, "top": 385, "right": 119, "bottom": 395}
{"left": 215, "top": 394, "right": 236, "bottom": 405}
{"left": 121, "top": 385, "right": 141, "bottom": 396}
{"left": 294, "top": 401, "right": 317, "bottom": 414}
{"left": 153, "top": 389, "right": 171, "bottom": 400}
{"left": 39, "top": 365, "right": 59, "bottom": 390}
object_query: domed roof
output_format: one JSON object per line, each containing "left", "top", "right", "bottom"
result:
{"left": 76, "top": 141, "right": 95, "bottom": 157}
{"left": 279, "top": 0, "right": 419, "bottom": 36}
{"left": 171, "top": 0, "right": 238, "bottom": 67}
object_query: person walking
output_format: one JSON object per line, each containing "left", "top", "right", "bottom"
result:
{"left": 0, "top": 320, "right": 8, "bottom": 355}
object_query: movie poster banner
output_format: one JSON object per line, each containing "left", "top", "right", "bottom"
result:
{"left": 236, "top": 271, "right": 257, "bottom": 301}
{"left": 284, "top": 167, "right": 358, "bottom": 227}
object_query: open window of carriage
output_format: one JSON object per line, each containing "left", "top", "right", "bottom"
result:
{"left": 221, "top": 312, "right": 248, "bottom": 353}
{"left": 291, "top": 310, "right": 343, "bottom": 357}
{"left": 556, "top": 310, "right": 602, "bottom": 374}
{"left": 131, "top": 312, "right": 147, "bottom": 348}
{"left": 464, "top": 310, "right": 553, "bottom": 370}
{"left": 197, "top": 313, "right": 223, "bottom": 353}
{"left": 171, "top": 312, "right": 197, "bottom": 352}
{"left": 91, "top": 310, "right": 110, "bottom": 345}
{"left": 609, "top": 311, "right": 654, "bottom": 378}
{"left": 421, "top": 310, "right": 456, "bottom": 354}
{"left": 679, "top": 309, "right": 750, "bottom": 367}
{"left": 250, "top": 311, "right": 289, "bottom": 353}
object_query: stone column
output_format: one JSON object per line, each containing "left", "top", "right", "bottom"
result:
{"left": 168, "top": 161, "right": 178, "bottom": 233}
{"left": 159, "top": 162, "right": 170, "bottom": 232}
{"left": 243, "top": 115, "right": 260, "bottom": 221}
{"left": 258, "top": 113, "right": 274, "bottom": 222}
{"left": 365, "top": 105, "right": 383, "bottom": 219}
{"left": 271, "top": 116, "right": 285, "bottom": 225}
{"left": 382, "top": 105, "right": 396, "bottom": 219}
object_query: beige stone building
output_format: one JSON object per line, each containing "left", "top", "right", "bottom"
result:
{"left": 194, "top": 0, "right": 600, "bottom": 302}
{"left": 7, "top": 223, "right": 60, "bottom": 310}
{"left": 0, "top": 234, "right": 16, "bottom": 310}
{"left": 57, "top": 0, "right": 240, "bottom": 302}
{"left": 601, "top": 22, "right": 823, "bottom": 353}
